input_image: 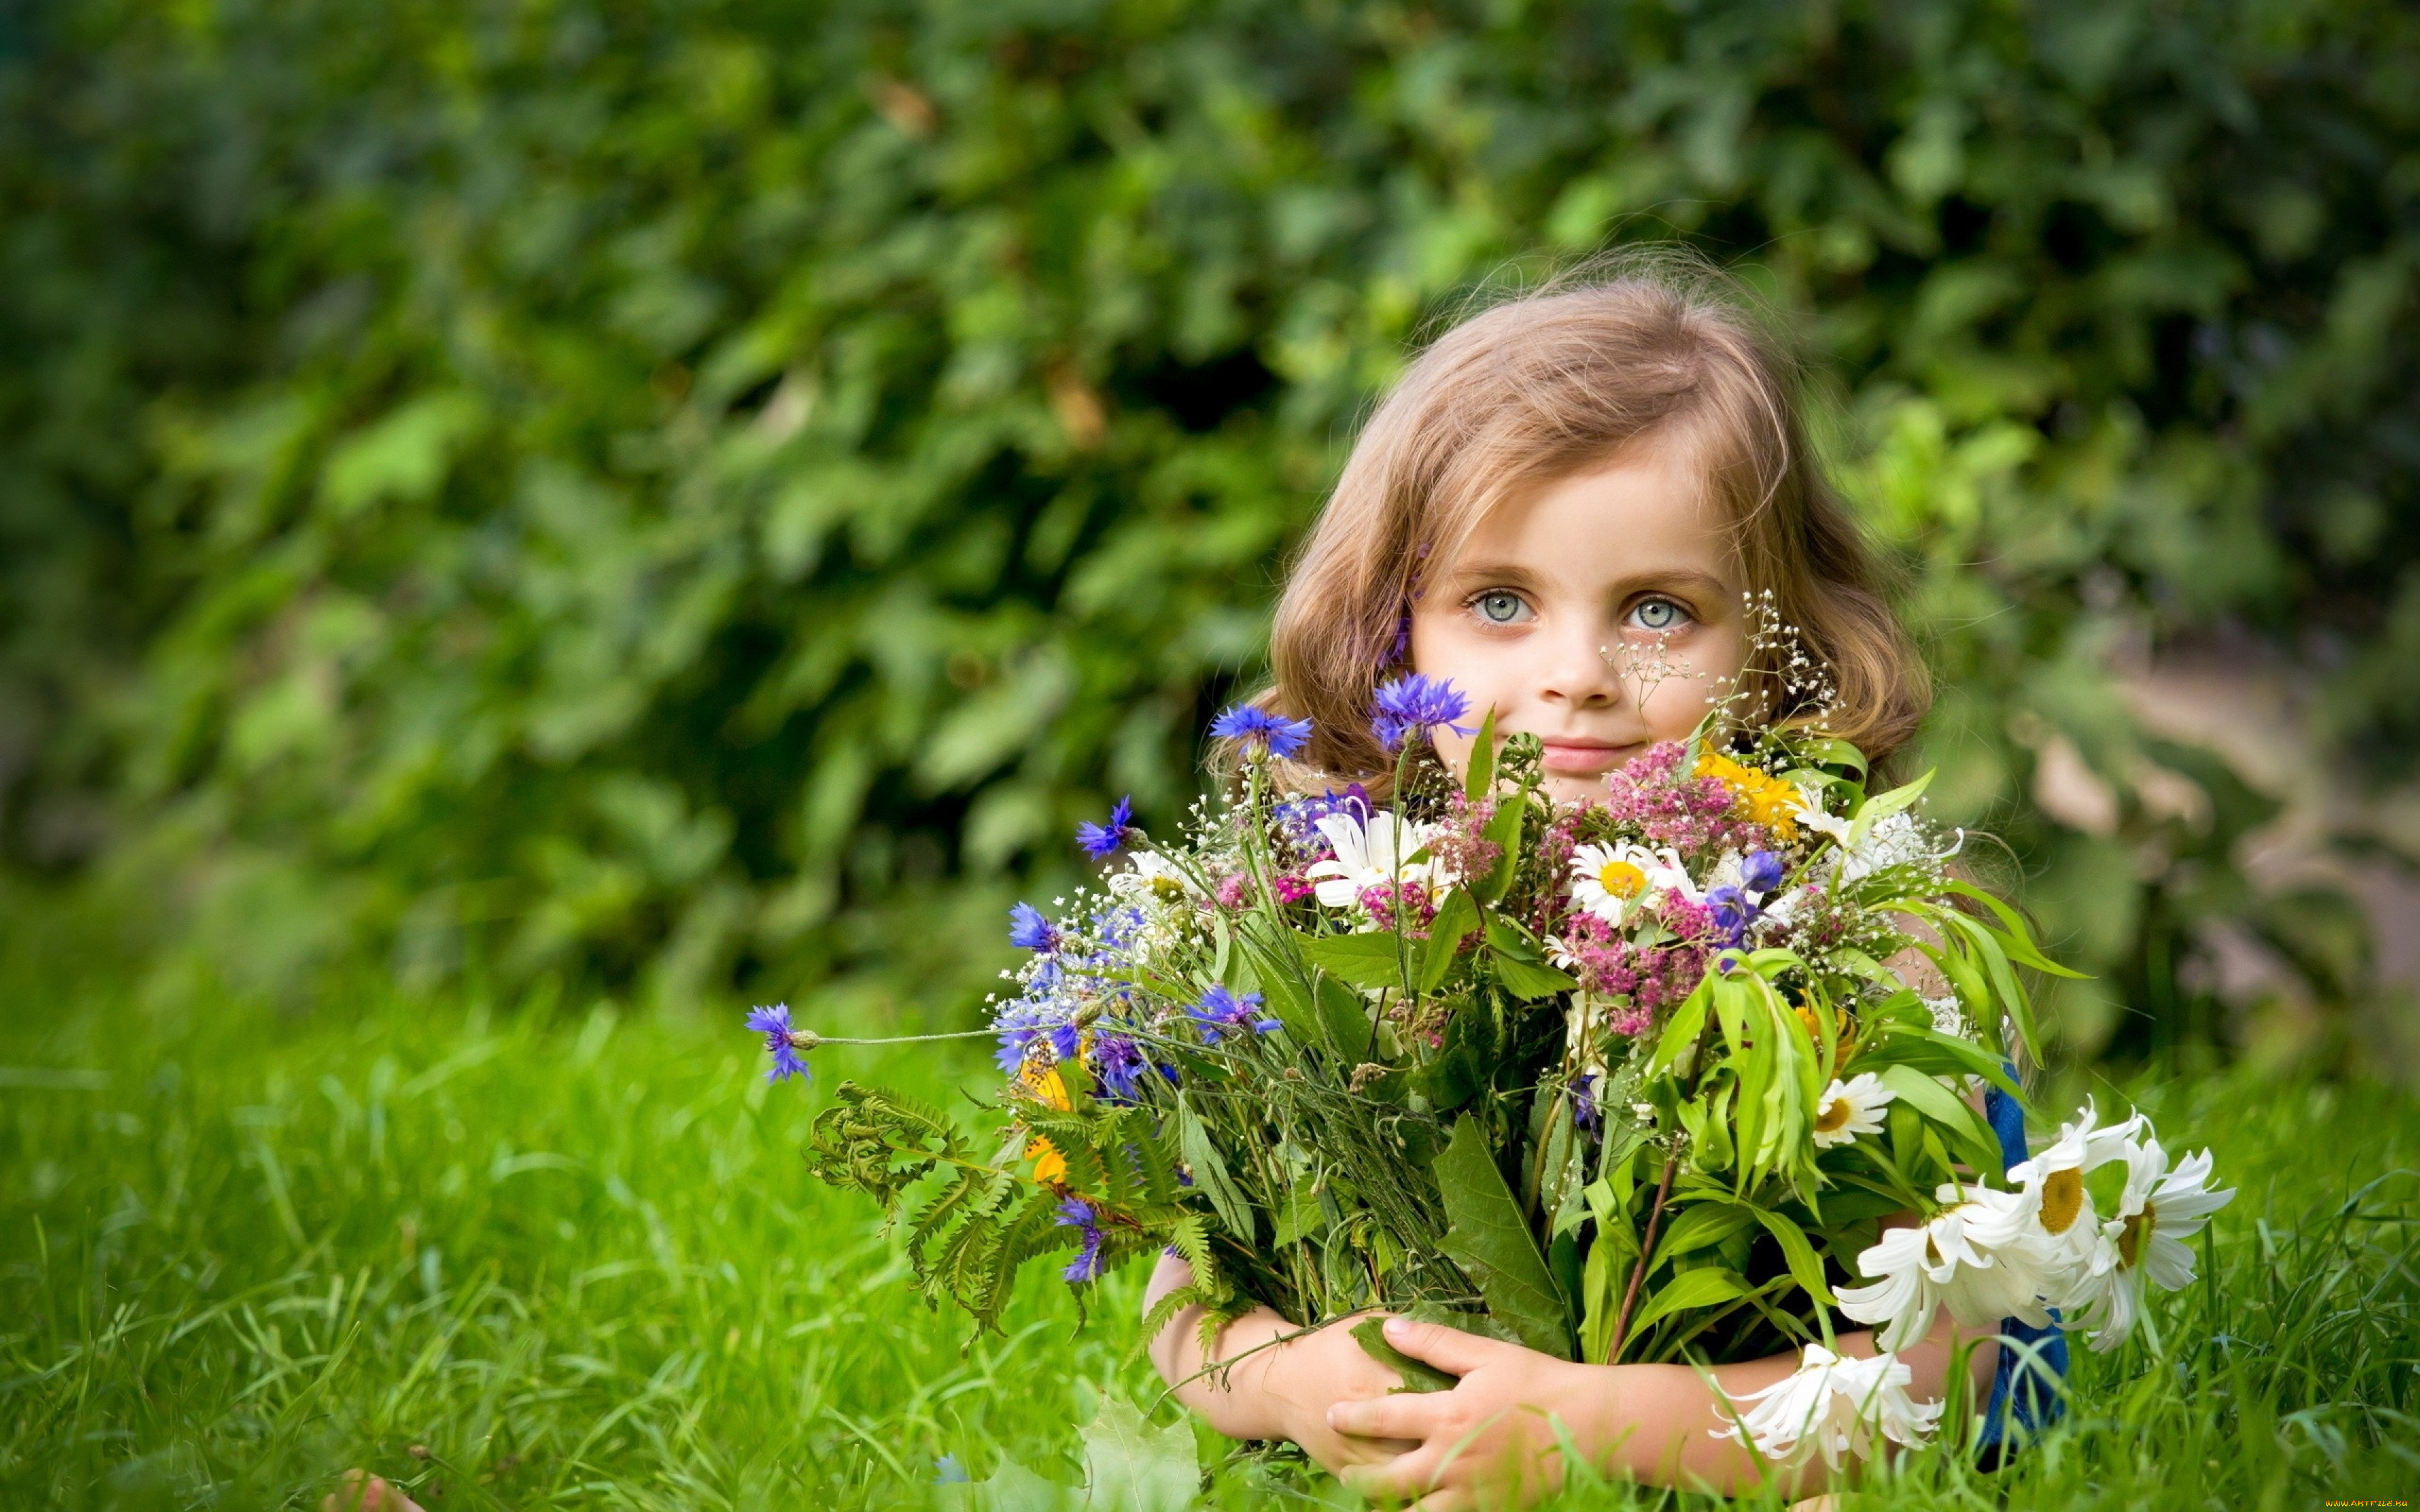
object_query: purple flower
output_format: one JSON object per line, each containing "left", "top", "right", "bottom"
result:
{"left": 1187, "top": 984, "right": 1281, "bottom": 1043}
{"left": 1092, "top": 1033, "right": 1151, "bottom": 1101}
{"left": 745, "top": 1003, "right": 810, "bottom": 1083}
{"left": 1371, "top": 673, "right": 1475, "bottom": 752}
{"left": 1057, "top": 1196, "right": 1106, "bottom": 1284}
{"left": 1076, "top": 796, "right": 1138, "bottom": 859}
{"left": 1008, "top": 901, "right": 1060, "bottom": 953}
{"left": 1574, "top": 1072, "right": 1601, "bottom": 1132}
{"left": 1707, "top": 885, "right": 1757, "bottom": 949}
{"left": 1741, "top": 850, "right": 1785, "bottom": 896}
{"left": 1209, "top": 703, "right": 1315, "bottom": 760}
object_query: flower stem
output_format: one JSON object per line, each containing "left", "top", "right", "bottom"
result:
{"left": 1608, "top": 1152, "right": 1678, "bottom": 1362}
{"left": 793, "top": 1029, "right": 1001, "bottom": 1048}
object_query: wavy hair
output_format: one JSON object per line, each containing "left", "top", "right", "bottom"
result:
{"left": 1259, "top": 253, "right": 1929, "bottom": 784}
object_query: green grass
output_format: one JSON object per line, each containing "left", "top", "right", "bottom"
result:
{"left": 2, "top": 968, "right": 2416, "bottom": 1509}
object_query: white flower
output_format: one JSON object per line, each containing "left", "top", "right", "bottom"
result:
{"left": 1789, "top": 784, "right": 1855, "bottom": 845}
{"left": 2059, "top": 1133, "right": 2233, "bottom": 1352}
{"left": 1922, "top": 995, "right": 1968, "bottom": 1037}
{"left": 1811, "top": 1073, "right": 1895, "bottom": 1149}
{"left": 2006, "top": 1099, "right": 2143, "bottom": 1274}
{"left": 1836, "top": 1183, "right": 2056, "bottom": 1351}
{"left": 1304, "top": 811, "right": 1446, "bottom": 911}
{"left": 1567, "top": 840, "right": 1678, "bottom": 923}
{"left": 1107, "top": 850, "right": 1201, "bottom": 903}
{"left": 1714, "top": 1343, "right": 1944, "bottom": 1467}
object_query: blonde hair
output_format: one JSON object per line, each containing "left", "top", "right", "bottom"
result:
{"left": 1263, "top": 256, "right": 1929, "bottom": 782}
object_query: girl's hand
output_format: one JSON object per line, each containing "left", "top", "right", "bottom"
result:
{"left": 1251, "top": 1313, "right": 1422, "bottom": 1474}
{"left": 1325, "top": 1316, "right": 1602, "bottom": 1509}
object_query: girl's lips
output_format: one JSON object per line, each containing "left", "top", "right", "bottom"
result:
{"left": 1538, "top": 738, "right": 1638, "bottom": 776}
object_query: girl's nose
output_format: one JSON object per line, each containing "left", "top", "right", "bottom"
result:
{"left": 1538, "top": 617, "right": 1625, "bottom": 709}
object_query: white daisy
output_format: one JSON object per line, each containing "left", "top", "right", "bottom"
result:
{"left": 1567, "top": 840, "right": 1672, "bottom": 924}
{"left": 1811, "top": 1072, "right": 1895, "bottom": 1149}
{"left": 1106, "top": 850, "right": 1201, "bottom": 903}
{"left": 2006, "top": 1099, "right": 2143, "bottom": 1274}
{"left": 1789, "top": 784, "right": 1855, "bottom": 845}
{"left": 1304, "top": 811, "right": 1446, "bottom": 911}
{"left": 1714, "top": 1343, "right": 1944, "bottom": 1467}
{"left": 2060, "top": 1133, "right": 2233, "bottom": 1352}
{"left": 1837, "top": 1182, "right": 2056, "bottom": 1352}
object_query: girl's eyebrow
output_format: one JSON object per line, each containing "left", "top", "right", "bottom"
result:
{"left": 1434, "top": 561, "right": 1735, "bottom": 602}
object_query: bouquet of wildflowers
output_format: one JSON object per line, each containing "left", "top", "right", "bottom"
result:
{"left": 766, "top": 627, "right": 2234, "bottom": 1467}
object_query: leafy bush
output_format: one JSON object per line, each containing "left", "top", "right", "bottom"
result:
{"left": 1, "top": 0, "right": 2413, "bottom": 1046}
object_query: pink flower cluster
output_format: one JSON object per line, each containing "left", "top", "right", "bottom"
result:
{"left": 1599, "top": 741, "right": 1766, "bottom": 853}
{"left": 1553, "top": 911, "right": 1710, "bottom": 1032}
{"left": 1357, "top": 881, "right": 1438, "bottom": 931}
{"left": 1427, "top": 792, "right": 1502, "bottom": 882}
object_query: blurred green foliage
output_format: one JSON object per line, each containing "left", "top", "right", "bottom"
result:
{"left": 1, "top": 0, "right": 2414, "bottom": 1050}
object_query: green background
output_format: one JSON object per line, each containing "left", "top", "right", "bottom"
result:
{"left": 4, "top": 0, "right": 2417, "bottom": 1061}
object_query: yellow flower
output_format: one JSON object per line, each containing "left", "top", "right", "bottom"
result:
{"left": 1697, "top": 750, "right": 1801, "bottom": 839}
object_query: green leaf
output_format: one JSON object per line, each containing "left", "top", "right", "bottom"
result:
{"left": 1079, "top": 1397, "right": 1197, "bottom": 1512}
{"left": 1494, "top": 954, "right": 1579, "bottom": 1000}
{"left": 1434, "top": 1115, "right": 1573, "bottom": 1359}
{"left": 1464, "top": 706, "right": 1499, "bottom": 799}
{"left": 1744, "top": 1206, "right": 1836, "bottom": 1306}
{"left": 1176, "top": 1097, "right": 1253, "bottom": 1244}
{"left": 1484, "top": 914, "right": 1576, "bottom": 999}
{"left": 1351, "top": 1317, "right": 1458, "bottom": 1393}
{"left": 1475, "top": 796, "right": 1526, "bottom": 902}
{"left": 1420, "top": 888, "right": 1479, "bottom": 995}
{"left": 1627, "top": 1267, "right": 1752, "bottom": 1336}
{"left": 1297, "top": 931, "right": 1408, "bottom": 993}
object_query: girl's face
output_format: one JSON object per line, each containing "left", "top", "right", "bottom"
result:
{"left": 1410, "top": 438, "right": 1751, "bottom": 808}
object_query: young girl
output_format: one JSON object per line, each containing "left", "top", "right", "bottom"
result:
{"left": 1143, "top": 265, "right": 2060, "bottom": 1504}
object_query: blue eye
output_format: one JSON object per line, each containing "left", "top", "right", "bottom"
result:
{"left": 1475, "top": 591, "right": 1531, "bottom": 625}
{"left": 1629, "top": 598, "right": 1689, "bottom": 632}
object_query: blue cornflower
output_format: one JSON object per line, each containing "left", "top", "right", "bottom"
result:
{"left": 745, "top": 1003, "right": 810, "bottom": 1083}
{"left": 1092, "top": 1033, "right": 1142, "bottom": 1099}
{"left": 1057, "top": 1196, "right": 1106, "bottom": 1284}
{"left": 1574, "top": 1072, "right": 1601, "bottom": 1132}
{"left": 1370, "top": 673, "right": 1475, "bottom": 752}
{"left": 1075, "top": 796, "right": 1138, "bottom": 859}
{"left": 1187, "top": 984, "right": 1281, "bottom": 1043}
{"left": 1741, "top": 849, "right": 1785, "bottom": 896}
{"left": 1007, "top": 901, "right": 1060, "bottom": 953}
{"left": 991, "top": 994, "right": 1064, "bottom": 1075}
{"left": 1209, "top": 704, "right": 1315, "bottom": 760}
{"left": 1707, "top": 885, "right": 1758, "bottom": 949}
{"left": 1048, "top": 1020, "right": 1083, "bottom": 1063}
{"left": 1275, "top": 785, "right": 1371, "bottom": 849}
{"left": 933, "top": 1455, "right": 969, "bottom": 1484}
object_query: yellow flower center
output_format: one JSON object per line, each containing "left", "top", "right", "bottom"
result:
{"left": 1598, "top": 860, "right": 1647, "bottom": 900}
{"left": 1814, "top": 1096, "right": 1854, "bottom": 1134}
{"left": 2118, "top": 1201, "right": 2155, "bottom": 1269}
{"left": 2039, "top": 1168, "right": 2085, "bottom": 1235}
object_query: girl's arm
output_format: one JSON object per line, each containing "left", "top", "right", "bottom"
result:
{"left": 1141, "top": 1252, "right": 1417, "bottom": 1470}
{"left": 1324, "top": 1309, "right": 1998, "bottom": 1506}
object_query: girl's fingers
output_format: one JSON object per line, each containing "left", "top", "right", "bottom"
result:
{"left": 1340, "top": 1448, "right": 1443, "bottom": 1503}
{"left": 1379, "top": 1315, "right": 1506, "bottom": 1375}
{"left": 1326, "top": 1392, "right": 1441, "bottom": 1441}
{"left": 1409, "top": 1492, "right": 1475, "bottom": 1512}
